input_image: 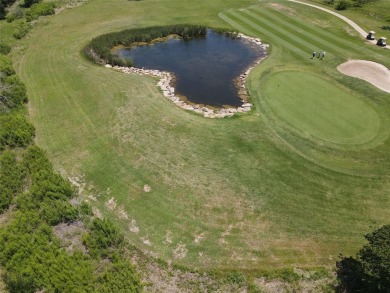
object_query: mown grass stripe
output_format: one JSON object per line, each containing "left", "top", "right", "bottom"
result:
{"left": 218, "top": 11, "right": 263, "bottom": 39}
{"left": 221, "top": 11, "right": 307, "bottom": 61}
{"left": 249, "top": 7, "right": 360, "bottom": 55}
{"left": 252, "top": 6, "right": 356, "bottom": 47}
{"left": 254, "top": 5, "right": 386, "bottom": 58}
{"left": 240, "top": 9, "right": 327, "bottom": 55}
{"left": 229, "top": 10, "right": 312, "bottom": 59}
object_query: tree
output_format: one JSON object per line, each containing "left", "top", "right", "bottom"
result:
{"left": 335, "top": 0, "right": 352, "bottom": 10}
{"left": 23, "top": 0, "right": 41, "bottom": 8}
{"left": 0, "top": 1, "right": 5, "bottom": 20}
{"left": 1, "top": 0, "right": 18, "bottom": 5}
{"left": 0, "top": 0, "right": 17, "bottom": 18}
{"left": 336, "top": 225, "right": 390, "bottom": 292}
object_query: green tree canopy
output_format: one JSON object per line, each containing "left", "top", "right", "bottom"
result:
{"left": 23, "top": 0, "right": 41, "bottom": 8}
{"left": 336, "top": 225, "right": 390, "bottom": 292}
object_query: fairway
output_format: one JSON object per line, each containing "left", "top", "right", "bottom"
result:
{"left": 264, "top": 71, "right": 380, "bottom": 144}
{"left": 15, "top": 0, "right": 390, "bottom": 271}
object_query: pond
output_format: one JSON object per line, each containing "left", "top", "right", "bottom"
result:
{"left": 114, "top": 30, "right": 265, "bottom": 107}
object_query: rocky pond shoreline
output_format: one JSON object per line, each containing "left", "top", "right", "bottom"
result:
{"left": 106, "top": 33, "right": 268, "bottom": 118}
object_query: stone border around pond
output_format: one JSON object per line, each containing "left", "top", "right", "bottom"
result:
{"left": 106, "top": 33, "right": 268, "bottom": 118}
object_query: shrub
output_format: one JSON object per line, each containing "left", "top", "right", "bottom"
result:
{"left": 1, "top": 75, "right": 28, "bottom": 107}
{"left": 0, "top": 65, "right": 28, "bottom": 113}
{"left": 0, "top": 211, "right": 96, "bottom": 293}
{"left": 80, "top": 201, "right": 93, "bottom": 215}
{"left": 5, "top": 13, "right": 16, "bottom": 23}
{"left": 29, "top": 171, "right": 74, "bottom": 201}
{"left": 0, "top": 150, "right": 25, "bottom": 212}
{"left": 335, "top": 0, "right": 352, "bottom": 10}
{"left": 83, "top": 218, "right": 125, "bottom": 258}
{"left": 13, "top": 20, "right": 32, "bottom": 39}
{"left": 95, "top": 261, "right": 143, "bottom": 293}
{"left": 0, "top": 113, "right": 35, "bottom": 150}
{"left": 5, "top": 8, "right": 23, "bottom": 23}
{"left": 0, "top": 54, "right": 15, "bottom": 77}
{"left": 5, "top": 271, "right": 36, "bottom": 293}
{"left": 0, "top": 43, "right": 11, "bottom": 55}
{"left": 22, "top": 145, "right": 52, "bottom": 175}
{"left": 39, "top": 198, "right": 78, "bottom": 225}
{"left": 25, "top": 2, "right": 55, "bottom": 22}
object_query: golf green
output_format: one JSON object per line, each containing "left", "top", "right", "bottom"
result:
{"left": 264, "top": 71, "right": 380, "bottom": 145}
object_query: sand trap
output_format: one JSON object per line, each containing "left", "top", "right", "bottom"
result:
{"left": 337, "top": 60, "right": 390, "bottom": 93}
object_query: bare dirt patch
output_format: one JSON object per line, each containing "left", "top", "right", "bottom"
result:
{"left": 268, "top": 3, "right": 297, "bottom": 15}
{"left": 164, "top": 230, "right": 173, "bottom": 244}
{"left": 141, "top": 236, "right": 153, "bottom": 246}
{"left": 338, "top": 60, "right": 390, "bottom": 93}
{"left": 105, "top": 197, "right": 117, "bottom": 210}
{"left": 173, "top": 243, "right": 188, "bottom": 259}
{"left": 194, "top": 232, "right": 205, "bottom": 244}
{"left": 143, "top": 184, "right": 152, "bottom": 192}
{"left": 129, "top": 219, "right": 140, "bottom": 234}
{"left": 93, "top": 207, "right": 103, "bottom": 218}
{"left": 53, "top": 221, "right": 87, "bottom": 254}
{"left": 55, "top": 0, "right": 89, "bottom": 13}
{"left": 116, "top": 205, "right": 129, "bottom": 220}
{"left": 0, "top": 208, "right": 14, "bottom": 226}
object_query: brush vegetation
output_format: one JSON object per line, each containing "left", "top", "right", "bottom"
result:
{"left": 84, "top": 24, "right": 207, "bottom": 67}
{"left": 0, "top": 1, "right": 388, "bottom": 292}
{"left": 14, "top": 0, "right": 390, "bottom": 273}
{"left": 0, "top": 49, "right": 143, "bottom": 293}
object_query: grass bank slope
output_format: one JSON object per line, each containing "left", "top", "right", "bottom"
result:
{"left": 16, "top": 0, "right": 390, "bottom": 270}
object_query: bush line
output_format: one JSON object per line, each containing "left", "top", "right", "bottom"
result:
{"left": 0, "top": 51, "right": 143, "bottom": 292}
{"left": 84, "top": 24, "right": 207, "bottom": 67}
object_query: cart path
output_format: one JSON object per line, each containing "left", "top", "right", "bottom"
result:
{"left": 288, "top": 0, "right": 389, "bottom": 50}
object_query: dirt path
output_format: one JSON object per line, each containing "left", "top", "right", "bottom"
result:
{"left": 288, "top": 0, "right": 389, "bottom": 50}
{"left": 338, "top": 60, "right": 390, "bottom": 93}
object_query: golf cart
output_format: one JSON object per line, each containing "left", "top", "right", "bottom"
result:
{"left": 366, "top": 31, "right": 375, "bottom": 40}
{"left": 377, "top": 37, "right": 387, "bottom": 47}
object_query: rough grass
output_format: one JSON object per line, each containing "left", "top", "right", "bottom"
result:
{"left": 14, "top": 0, "right": 390, "bottom": 271}
{"left": 309, "top": 0, "right": 390, "bottom": 40}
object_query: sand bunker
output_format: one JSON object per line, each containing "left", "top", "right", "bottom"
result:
{"left": 338, "top": 60, "right": 390, "bottom": 93}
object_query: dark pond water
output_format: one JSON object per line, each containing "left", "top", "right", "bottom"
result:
{"left": 115, "top": 30, "right": 265, "bottom": 107}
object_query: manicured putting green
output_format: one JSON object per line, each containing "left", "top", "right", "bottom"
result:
{"left": 264, "top": 71, "right": 380, "bottom": 144}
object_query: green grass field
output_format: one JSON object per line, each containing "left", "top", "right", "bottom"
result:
{"left": 12, "top": 0, "right": 390, "bottom": 271}
{"left": 309, "top": 0, "right": 390, "bottom": 40}
{"left": 264, "top": 71, "right": 380, "bottom": 144}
